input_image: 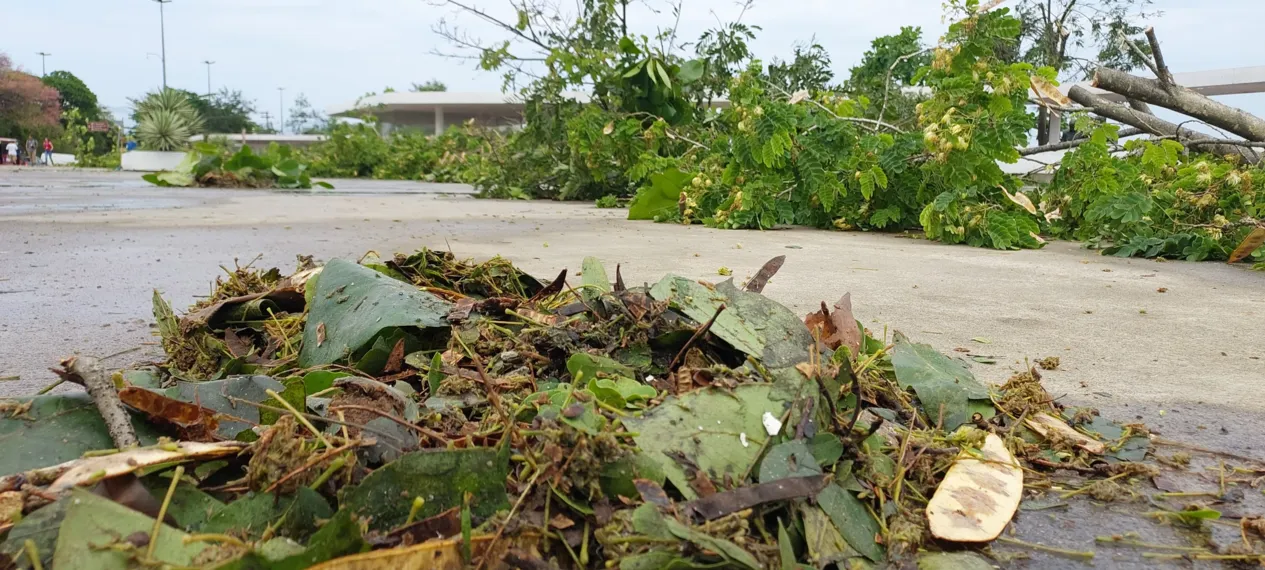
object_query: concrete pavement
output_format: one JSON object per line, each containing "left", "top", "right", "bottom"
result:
{"left": 2, "top": 169, "right": 1263, "bottom": 457}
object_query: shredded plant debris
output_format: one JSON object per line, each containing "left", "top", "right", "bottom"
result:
{"left": 1, "top": 249, "right": 1263, "bottom": 569}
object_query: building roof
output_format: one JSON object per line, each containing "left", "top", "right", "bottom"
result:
{"left": 327, "top": 91, "right": 592, "bottom": 117}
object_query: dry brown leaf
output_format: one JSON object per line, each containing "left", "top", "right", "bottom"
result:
{"left": 1030, "top": 75, "right": 1071, "bottom": 108}
{"left": 927, "top": 433, "right": 1023, "bottom": 542}
{"left": 119, "top": 387, "right": 220, "bottom": 442}
{"left": 1228, "top": 227, "right": 1265, "bottom": 263}
{"left": 804, "top": 294, "right": 863, "bottom": 356}
{"left": 1025, "top": 413, "right": 1106, "bottom": 455}
{"left": 48, "top": 441, "right": 248, "bottom": 494}
{"left": 384, "top": 337, "right": 407, "bottom": 374}
{"left": 0, "top": 491, "right": 22, "bottom": 524}
{"left": 316, "top": 322, "right": 327, "bottom": 346}
{"left": 1002, "top": 188, "right": 1038, "bottom": 215}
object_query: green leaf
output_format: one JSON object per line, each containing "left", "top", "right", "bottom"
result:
{"left": 427, "top": 352, "right": 445, "bottom": 395}
{"left": 759, "top": 440, "right": 822, "bottom": 483}
{"left": 678, "top": 59, "right": 706, "bottom": 84}
{"left": 628, "top": 168, "right": 689, "bottom": 221}
{"left": 633, "top": 504, "right": 761, "bottom": 569}
{"left": 567, "top": 352, "right": 635, "bottom": 383}
{"left": 860, "top": 171, "right": 875, "bottom": 200}
{"left": 808, "top": 433, "right": 845, "bottom": 466}
{"left": 624, "top": 385, "right": 779, "bottom": 500}
{"left": 650, "top": 277, "right": 813, "bottom": 368}
{"left": 778, "top": 520, "right": 797, "bottom": 570}
{"left": 299, "top": 258, "right": 451, "bottom": 368}
{"left": 580, "top": 256, "right": 612, "bottom": 302}
{"left": 0, "top": 497, "right": 69, "bottom": 569}
{"left": 52, "top": 489, "right": 208, "bottom": 570}
{"left": 816, "top": 484, "right": 884, "bottom": 562}
{"left": 339, "top": 447, "right": 510, "bottom": 532}
{"left": 0, "top": 393, "right": 163, "bottom": 475}
{"left": 799, "top": 503, "right": 860, "bottom": 567}
{"left": 260, "top": 377, "right": 307, "bottom": 425}
{"left": 890, "top": 332, "right": 993, "bottom": 430}
{"left": 298, "top": 370, "right": 351, "bottom": 394}
{"left": 917, "top": 551, "right": 997, "bottom": 570}
{"left": 988, "top": 94, "right": 1013, "bottom": 115}
{"left": 140, "top": 474, "right": 226, "bottom": 532}
{"left": 201, "top": 488, "right": 333, "bottom": 542}
{"left": 870, "top": 165, "right": 888, "bottom": 189}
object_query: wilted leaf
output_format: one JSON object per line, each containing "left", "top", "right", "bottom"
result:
{"left": 891, "top": 333, "right": 994, "bottom": 430}
{"left": 927, "top": 433, "right": 1022, "bottom": 542}
{"left": 804, "top": 294, "right": 863, "bottom": 356}
{"left": 1002, "top": 188, "right": 1038, "bottom": 215}
{"left": 743, "top": 255, "right": 785, "bottom": 293}
{"left": 651, "top": 276, "right": 813, "bottom": 368}
{"left": 47, "top": 441, "right": 248, "bottom": 494}
{"left": 625, "top": 385, "right": 780, "bottom": 500}
{"left": 633, "top": 504, "right": 761, "bottom": 569}
{"left": 165, "top": 375, "right": 285, "bottom": 439}
{"left": 119, "top": 387, "right": 219, "bottom": 442}
{"left": 1030, "top": 75, "right": 1071, "bottom": 108}
{"left": 800, "top": 503, "right": 860, "bottom": 567}
{"left": 789, "top": 90, "right": 810, "bottom": 105}
{"left": 1025, "top": 413, "right": 1105, "bottom": 455}
{"left": 1229, "top": 227, "right": 1265, "bottom": 263}
{"left": 300, "top": 259, "right": 451, "bottom": 368}
{"left": 202, "top": 487, "right": 333, "bottom": 541}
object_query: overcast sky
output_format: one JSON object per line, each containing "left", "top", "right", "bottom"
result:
{"left": 2, "top": 0, "right": 1262, "bottom": 129}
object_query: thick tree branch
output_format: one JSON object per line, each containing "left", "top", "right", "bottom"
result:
{"left": 1067, "top": 85, "right": 1260, "bottom": 164}
{"left": 1093, "top": 67, "right": 1265, "bottom": 143}
{"left": 1144, "top": 27, "right": 1173, "bottom": 87}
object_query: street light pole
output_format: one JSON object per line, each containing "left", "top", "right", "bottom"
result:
{"left": 277, "top": 87, "right": 286, "bottom": 135}
{"left": 202, "top": 60, "right": 215, "bottom": 96}
{"left": 36, "top": 52, "right": 51, "bottom": 77}
{"left": 153, "top": 0, "right": 172, "bottom": 88}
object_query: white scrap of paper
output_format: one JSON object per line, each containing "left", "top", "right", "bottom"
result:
{"left": 740, "top": 432, "right": 750, "bottom": 448}
{"left": 762, "top": 412, "right": 783, "bottom": 436}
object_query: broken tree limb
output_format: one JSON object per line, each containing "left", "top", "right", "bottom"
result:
{"left": 1067, "top": 85, "right": 1261, "bottom": 164}
{"left": 1018, "top": 128, "right": 1144, "bottom": 156}
{"left": 1093, "top": 67, "right": 1265, "bottom": 143}
{"left": 52, "top": 356, "right": 139, "bottom": 449}
{"left": 1144, "top": 27, "right": 1174, "bottom": 87}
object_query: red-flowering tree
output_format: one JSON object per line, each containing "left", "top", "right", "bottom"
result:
{"left": 0, "top": 52, "right": 62, "bottom": 138}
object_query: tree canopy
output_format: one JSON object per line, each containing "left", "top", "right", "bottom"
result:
{"left": 0, "top": 53, "right": 61, "bottom": 138}
{"left": 410, "top": 80, "right": 448, "bottom": 92}
{"left": 42, "top": 70, "right": 101, "bottom": 121}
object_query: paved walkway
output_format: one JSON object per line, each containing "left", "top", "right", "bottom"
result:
{"left": 2, "top": 170, "right": 1262, "bottom": 457}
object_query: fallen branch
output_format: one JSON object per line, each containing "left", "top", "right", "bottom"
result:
{"left": 682, "top": 474, "right": 827, "bottom": 520}
{"left": 1093, "top": 67, "right": 1265, "bottom": 143}
{"left": 1067, "top": 86, "right": 1261, "bottom": 164}
{"left": 51, "top": 356, "right": 138, "bottom": 449}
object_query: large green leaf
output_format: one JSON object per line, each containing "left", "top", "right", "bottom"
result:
{"left": 678, "top": 59, "right": 706, "bottom": 84}
{"left": 890, "top": 332, "right": 994, "bottom": 430}
{"left": 759, "top": 440, "right": 821, "bottom": 483}
{"left": 650, "top": 277, "right": 813, "bottom": 368}
{"left": 339, "top": 447, "right": 509, "bottom": 532}
{"left": 580, "top": 256, "right": 612, "bottom": 303}
{"left": 625, "top": 385, "right": 781, "bottom": 500}
{"left": 52, "top": 489, "right": 208, "bottom": 570}
{"left": 0, "top": 393, "right": 162, "bottom": 476}
{"left": 629, "top": 168, "right": 690, "bottom": 221}
{"left": 0, "top": 497, "right": 69, "bottom": 569}
{"left": 299, "top": 259, "right": 451, "bottom": 367}
{"left": 632, "top": 504, "right": 760, "bottom": 569}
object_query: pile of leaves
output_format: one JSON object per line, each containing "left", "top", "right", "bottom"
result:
{"left": 143, "top": 142, "right": 331, "bottom": 190}
{"left": 6, "top": 247, "right": 1263, "bottom": 569}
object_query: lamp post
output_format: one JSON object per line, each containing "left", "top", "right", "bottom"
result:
{"left": 277, "top": 87, "right": 286, "bottom": 135}
{"left": 153, "top": 0, "right": 172, "bottom": 88}
{"left": 36, "top": 52, "right": 51, "bottom": 76}
{"left": 203, "top": 60, "right": 215, "bottom": 96}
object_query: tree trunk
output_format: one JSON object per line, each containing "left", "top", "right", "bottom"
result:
{"left": 1068, "top": 86, "right": 1261, "bottom": 164}
{"left": 1036, "top": 106, "right": 1051, "bottom": 145}
{"left": 1093, "top": 67, "right": 1265, "bottom": 142}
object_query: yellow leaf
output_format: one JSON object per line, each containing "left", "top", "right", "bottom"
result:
{"left": 927, "top": 434, "right": 1022, "bottom": 542}
{"left": 48, "top": 441, "right": 248, "bottom": 494}
{"left": 1024, "top": 412, "right": 1105, "bottom": 455}
{"left": 1001, "top": 188, "right": 1037, "bottom": 215}
{"left": 788, "top": 90, "right": 809, "bottom": 105}
{"left": 602, "top": 122, "right": 614, "bottom": 135}
{"left": 1228, "top": 227, "right": 1265, "bottom": 263}
{"left": 1029, "top": 75, "right": 1071, "bottom": 109}
{"left": 310, "top": 535, "right": 500, "bottom": 570}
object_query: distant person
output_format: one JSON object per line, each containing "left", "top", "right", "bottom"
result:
{"left": 42, "top": 138, "right": 53, "bottom": 165}
{"left": 7, "top": 141, "right": 20, "bottom": 165}
{"left": 26, "top": 137, "right": 37, "bottom": 165}
{"left": 0, "top": 141, "right": 9, "bottom": 165}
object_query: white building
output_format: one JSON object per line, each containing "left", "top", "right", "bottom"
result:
{"left": 327, "top": 91, "right": 591, "bottom": 136}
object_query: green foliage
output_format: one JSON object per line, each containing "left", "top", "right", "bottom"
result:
{"left": 411, "top": 79, "right": 448, "bottom": 92}
{"left": 299, "top": 120, "right": 497, "bottom": 184}
{"left": 143, "top": 142, "right": 330, "bottom": 190}
{"left": 61, "top": 107, "right": 120, "bottom": 168}
{"left": 42, "top": 70, "right": 101, "bottom": 120}
{"left": 1039, "top": 119, "right": 1263, "bottom": 261}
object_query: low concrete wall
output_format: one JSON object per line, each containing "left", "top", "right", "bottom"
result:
{"left": 121, "top": 151, "right": 187, "bottom": 172}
